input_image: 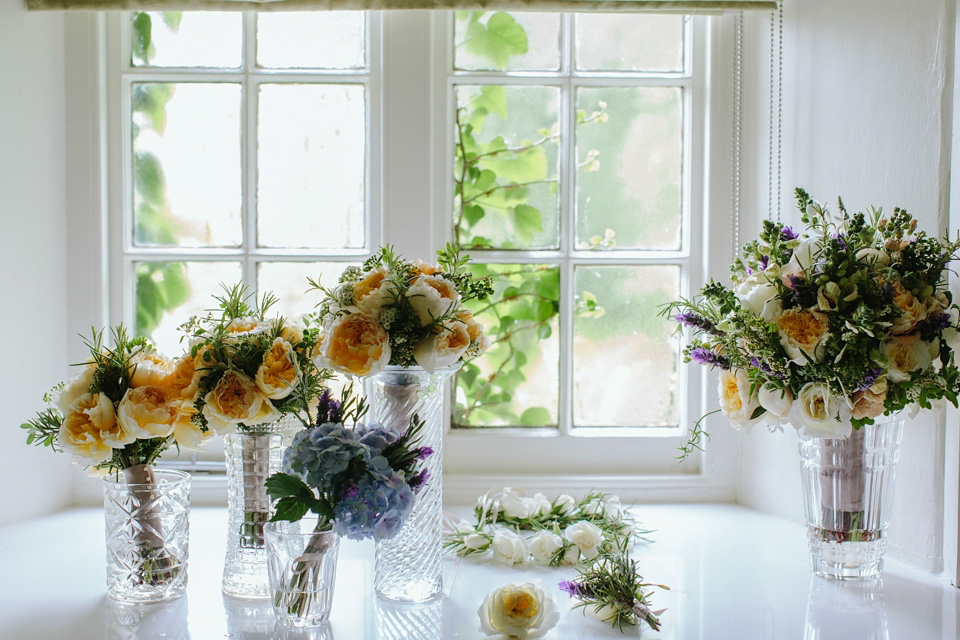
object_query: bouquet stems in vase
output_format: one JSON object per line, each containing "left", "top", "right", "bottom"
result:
{"left": 181, "top": 284, "right": 330, "bottom": 597}
{"left": 23, "top": 326, "right": 199, "bottom": 603}
{"left": 666, "top": 188, "right": 960, "bottom": 580}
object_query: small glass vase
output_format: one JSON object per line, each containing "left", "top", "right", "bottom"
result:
{"left": 368, "top": 365, "right": 457, "bottom": 603}
{"left": 265, "top": 519, "right": 340, "bottom": 628}
{"left": 223, "top": 416, "right": 298, "bottom": 598}
{"left": 798, "top": 414, "right": 905, "bottom": 581}
{"left": 103, "top": 466, "right": 191, "bottom": 604}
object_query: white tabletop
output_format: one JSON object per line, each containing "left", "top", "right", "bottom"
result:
{"left": 0, "top": 504, "right": 956, "bottom": 639}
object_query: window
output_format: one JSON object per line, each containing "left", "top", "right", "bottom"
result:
{"left": 90, "top": 9, "right": 730, "bottom": 492}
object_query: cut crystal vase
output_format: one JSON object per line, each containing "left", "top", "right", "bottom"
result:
{"left": 798, "top": 414, "right": 905, "bottom": 581}
{"left": 368, "top": 365, "right": 457, "bottom": 602}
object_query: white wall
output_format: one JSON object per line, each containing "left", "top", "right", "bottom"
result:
{"left": 737, "top": 0, "right": 957, "bottom": 575}
{"left": 0, "top": 0, "right": 73, "bottom": 526}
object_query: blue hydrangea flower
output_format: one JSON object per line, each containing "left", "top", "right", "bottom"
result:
{"left": 332, "top": 472, "right": 415, "bottom": 541}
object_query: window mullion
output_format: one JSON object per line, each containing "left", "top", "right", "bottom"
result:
{"left": 243, "top": 12, "right": 259, "bottom": 296}
{"left": 558, "top": 12, "right": 576, "bottom": 436}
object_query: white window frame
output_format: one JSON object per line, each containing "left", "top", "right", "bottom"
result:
{"left": 63, "top": 10, "right": 741, "bottom": 503}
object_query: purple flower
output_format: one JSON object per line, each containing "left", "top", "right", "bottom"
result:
{"left": 832, "top": 233, "right": 847, "bottom": 250}
{"left": 559, "top": 580, "right": 580, "bottom": 598}
{"left": 408, "top": 468, "right": 430, "bottom": 493}
{"left": 760, "top": 255, "right": 770, "bottom": 270}
{"left": 343, "top": 483, "right": 360, "bottom": 499}
{"left": 415, "top": 446, "right": 434, "bottom": 460}
{"left": 881, "top": 283, "right": 895, "bottom": 302}
{"left": 918, "top": 312, "right": 952, "bottom": 340}
{"left": 690, "top": 348, "right": 730, "bottom": 370}
{"left": 675, "top": 312, "right": 718, "bottom": 335}
{"left": 781, "top": 226, "right": 799, "bottom": 240}
{"left": 856, "top": 368, "right": 883, "bottom": 392}
{"left": 315, "top": 389, "right": 343, "bottom": 425}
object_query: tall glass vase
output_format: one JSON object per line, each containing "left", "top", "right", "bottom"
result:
{"left": 222, "top": 415, "right": 298, "bottom": 598}
{"left": 368, "top": 364, "right": 457, "bottom": 602}
{"left": 798, "top": 414, "right": 905, "bottom": 581}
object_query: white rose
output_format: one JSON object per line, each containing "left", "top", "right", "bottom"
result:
{"left": 407, "top": 274, "right": 461, "bottom": 326}
{"left": 464, "top": 533, "right": 490, "bottom": 551}
{"left": 565, "top": 520, "right": 604, "bottom": 561}
{"left": 880, "top": 334, "right": 933, "bottom": 383}
{"left": 454, "top": 518, "right": 475, "bottom": 533}
{"left": 554, "top": 494, "right": 577, "bottom": 514}
{"left": 856, "top": 247, "right": 891, "bottom": 267}
{"left": 500, "top": 488, "right": 534, "bottom": 519}
{"left": 491, "top": 529, "right": 530, "bottom": 566}
{"left": 527, "top": 530, "right": 564, "bottom": 565}
{"left": 943, "top": 308, "right": 960, "bottom": 353}
{"left": 791, "top": 238, "right": 819, "bottom": 271}
{"left": 788, "top": 382, "right": 852, "bottom": 439}
{"left": 530, "top": 493, "right": 552, "bottom": 517}
{"left": 718, "top": 369, "right": 762, "bottom": 431}
{"left": 478, "top": 581, "right": 559, "bottom": 640}
{"left": 412, "top": 320, "right": 471, "bottom": 374}
{"left": 758, "top": 385, "right": 793, "bottom": 424}
{"left": 736, "top": 273, "right": 782, "bottom": 323}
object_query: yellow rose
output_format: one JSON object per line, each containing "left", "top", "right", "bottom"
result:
{"left": 353, "top": 267, "right": 395, "bottom": 315}
{"left": 890, "top": 282, "right": 927, "bottom": 335}
{"left": 129, "top": 348, "right": 176, "bottom": 388}
{"left": 718, "top": 368, "right": 761, "bottom": 431}
{"left": 478, "top": 582, "right": 559, "bottom": 639}
{"left": 116, "top": 386, "right": 178, "bottom": 439}
{"left": 880, "top": 334, "right": 932, "bottom": 383}
{"left": 56, "top": 364, "right": 96, "bottom": 414}
{"left": 410, "top": 259, "right": 441, "bottom": 279}
{"left": 202, "top": 370, "right": 280, "bottom": 434}
{"left": 171, "top": 399, "right": 212, "bottom": 451}
{"left": 413, "top": 320, "right": 471, "bottom": 373}
{"left": 316, "top": 313, "right": 391, "bottom": 377}
{"left": 60, "top": 392, "right": 132, "bottom": 464}
{"left": 256, "top": 337, "right": 299, "bottom": 400}
{"left": 774, "top": 308, "right": 829, "bottom": 364}
{"left": 407, "top": 274, "right": 461, "bottom": 326}
{"left": 456, "top": 309, "right": 492, "bottom": 358}
{"left": 162, "top": 353, "right": 202, "bottom": 401}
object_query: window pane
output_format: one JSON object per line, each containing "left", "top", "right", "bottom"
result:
{"left": 258, "top": 84, "right": 366, "bottom": 249}
{"left": 130, "top": 12, "right": 242, "bottom": 68}
{"left": 133, "top": 83, "right": 242, "bottom": 248}
{"left": 257, "top": 261, "right": 358, "bottom": 319}
{"left": 573, "top": 265, "right": 680, "bottom": 427}
{"left": 454, "top": 85, "right": 560, "bottom": 250}
{"left": 454, "top": 264, "right": 559, "bottom": 428}
{"left": 576, "top": 87, "right": 682, "bottom": 251}
{"left": 454, "top": 11, "right": 561, "bottom": 72}
{"left": 135, "top": 261, "right": 242, "bottom": 355}
{"left": 257, "top": 12, "right": 366, "bottom": 70}
{"left": 575, "top": 14, "right": 685, "bottom": 72}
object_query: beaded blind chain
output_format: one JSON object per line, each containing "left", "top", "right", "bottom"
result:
{"left": 768, "top": 0, "right": 784, "bottom": 223}
{"left": 731, "top": 11, "right": 743, "bottom": 261}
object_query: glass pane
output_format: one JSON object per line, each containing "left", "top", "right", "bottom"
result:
{"left": 576, "top": 87, "right": 682, "bottom": 251}
{"left": 257, "top": 12, "right": 365, "bottom": 70}
{"left": 575, "top": 14, "right": 685, "bottom": 72}
{"left": 135, "top": 261, "right": 242, "bottom": 355}
{"left": 130, "top": 12, "right": 242, "bottom": 68}
{"left": 454, "top": 85, "right": 560, "bottom": 250}
{"left": 573, "top": 265, "right": 680, "bottom": 427}
{"left": 454, "top": 263, "right": 559, "bottom": 428}
{"left": 257, "top": 261, "right": 359, "bottom": 319}
{"left": 454, "top": 11, "right": 561, "bottom": 72}
{"left": 133, "top": 83, "right": 242, "bottom": 248}
{"left": 258, "top": 84, "right": 366, "bottom": 249}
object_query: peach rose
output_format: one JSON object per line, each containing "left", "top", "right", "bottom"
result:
{"left": 316, "top": 313, "right": 391, "bottom": 377}
{"left": 60, "top": 392, "right": 133, "bottom": 464}
{"left": 413, "top": 320, "right": 471, "bottom": 373}
{"left": 407, "top": 275, "right": 461, "bottom": 326}
{"left": 162, "top": 353, "right": 202, "bottom": 401}
{"left": 116, "top": 385, "right": 178, "bottom": 439}
{"left": 256, "top": 338, "right": 299, "bottom": 400}
{"left": 851, "top": 385, "right": 888, "bottom": 420}
{"left": 456, "top": 309, "right": 492, "bottom": 357}
{"left": 890, "top": 282, "right": 927, "bottom": 335}
{"left": 774, "top": 308, "right": 829, "bottom": 364}
{"left": 171, "top": 399, "right": 212, "bottom": 450}
{"left": 353, "top": 267, "right": 395, "bottom": 315}
{"left": 201, "top": 369, "right": 280, "bottom": 434}
{"left": 880, "top": 334, "right": 932, "bottom": 383}
{"left": 56, "top": 364, "right": 96, "bottom": 414}
{"left": 718, "top": 368, "right": 762, "bottom": 431}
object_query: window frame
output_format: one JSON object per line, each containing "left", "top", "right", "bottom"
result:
{"left": 64, "top": 9, "right": 741, "bottom": 501}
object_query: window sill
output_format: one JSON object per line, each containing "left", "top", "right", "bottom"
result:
{"left": 1, "top": 504, "right": 954, "bottom": 639}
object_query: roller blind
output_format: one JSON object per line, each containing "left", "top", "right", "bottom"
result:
{"left": 28, "top": 0, "right": 776, "bottom": 13}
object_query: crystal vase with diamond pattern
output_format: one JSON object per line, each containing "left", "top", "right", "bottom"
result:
{"left": 369, "top": 365, "right": 457, "bottom": 602}
{"left": 103, "top": 466, "right": 191, "bottom": 603}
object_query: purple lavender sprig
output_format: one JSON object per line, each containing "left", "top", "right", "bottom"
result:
{"left": 781, "top": 225, "right": 799, "bottom": 240}
{"left": 674, "top": 312, "right": 719, "bottom": 336}
{"left": 856, "top": 368, "right": 884, "bottom": 392}
{"left": 690, "top": 348, "right": 730, "bottom": 370}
